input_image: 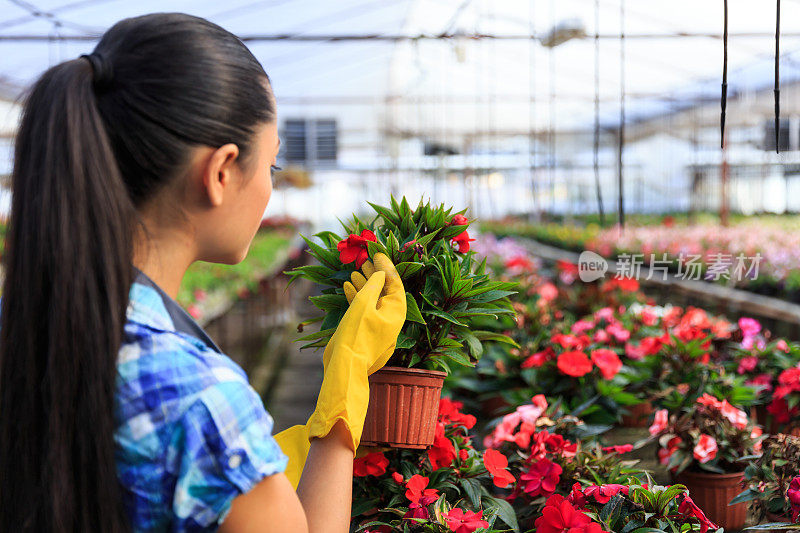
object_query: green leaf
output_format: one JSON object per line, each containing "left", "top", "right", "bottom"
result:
{"left": 459, "top": 478, "right": 481, "bottom": 508}
{"left": 472, "top": 331, "right": 520, "bottom": 347}
{"left": 424, "top": 309, "right": 467, "bottom": 327}
{"left": 484, "top": 497, "right": 519, "bottom": 532}
{"left": 396, "top": 262, "right": 425, "bottom": 278}
{"left": 405, "top": 293, "right": 426, "bottom": 324}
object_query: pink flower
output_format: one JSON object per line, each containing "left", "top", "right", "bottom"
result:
{"left": 738, "top": 317, "right": 762, "bottom": 337}
{"left": 186, "top": 304, "right": 202, "bottom": 320}
{"left": 538, "top": 282, "right": 559, "bottom": 302}
{"left": 776, "top": 339, "right": 790, "bottom": 353}
{"left": 693, "top": 434, "right": 718, "bottom": 464}
{"left": 737, "top": 356, "right": 759, "bottom": 374}
{"left": 602, "top": 444, "right": 633, "bottom": 454}
{"left": 649, "top": 409, "right": 669, "bottom": 436}
{"left": 443, "top": 508, "right": 489, "bottom": 533}
{"left": 719, "top": 400, "right": 748, "bottom": 430}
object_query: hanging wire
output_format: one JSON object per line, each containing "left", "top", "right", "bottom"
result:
{"left": 775, "top": 0, "right": 781, "bottom": 154}
{"left": 594, "top": 0, "right": 605, "bottom": 226}
{"left": 721, "top": 0, "right": 728, "bottom": 149}
{"left": 618, "top": 3, "right": 624, "bottom": 224}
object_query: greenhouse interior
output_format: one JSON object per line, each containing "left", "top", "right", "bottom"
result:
{"left": 2, "top": 1, "right": 800, "bottom": 532}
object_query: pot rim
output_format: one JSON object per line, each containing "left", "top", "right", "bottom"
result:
{"left": 374, "top": 365, "right": 448, "bottom": 378}
{"left": 674, "top": 469, "right": 745, "bottom": 481}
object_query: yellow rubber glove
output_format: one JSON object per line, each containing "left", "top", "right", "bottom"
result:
{"left": 274, "top": 252, "right": 406, "bottom": 488}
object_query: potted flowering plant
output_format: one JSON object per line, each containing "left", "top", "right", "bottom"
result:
{"left": 288, "top": 197, "right": 517, "bottom": 448}
{"left": 645, "top": 392, "right": 764, "bottom": 530}
{"left": 350, "top": 398, "right": 519, "bottom": 533}
{"left": 733, "top": 434, "right": 800, "bottom": 528}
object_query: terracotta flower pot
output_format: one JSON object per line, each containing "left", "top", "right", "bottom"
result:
{"left": 361, "top": 366, "right": 447, "bottom": 449}
{"left": 621, "top": 400, "right": 653, "bottom": 428}
{"left": 674, "top": 470, "right": 747, "bottom": 531}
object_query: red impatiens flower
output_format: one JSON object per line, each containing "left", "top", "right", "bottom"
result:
{"left": 405, "top": 475, "right": 439, "bottom": 506}
{"left": 520, "top": 458, "right": 562, "bottom": 497}
{"left": 602, "top": 444, "right": 633, "bottom": 454}
{"left": 678, "top": 494, "right": 719, "bottom": 533}
{"left": 428, "top": 423, "right": 456, "bottom": 470}
{"left": 442, "top": 508, "right": 489, "bottom": 533}
{"left": 583, "top": 484, "right": 629, "bottom": 504}
{"left": 534, "top": 494, "right": 608, "bottom": 533}
{"left": 450, "top": 214, "right": 469, "bottom": 226}
{"left": 353, "top": 451, "right": 389, "bottom": 477}
{"left": 658, "top": 436, "right": 682, "bottom": 466}
{"left": 438, "top": 398, "right": 477, "bottom": 429}
{"left": 483, "top": 449, "right": 516, "bottom": 488}
{"left": 451, "top": 231, "right": 474, "bottom": 253}
{"left": 788, "top": 476, "right": 800, "bottom": 521}
{"left": 522, "top": 350, "right": 550, "bottom": 368}
{"left": 693, "top": 434, "right": 718, "bottom": 464}
{"left": 624, "top": 336, "right": 663, "bottom": 360}
{"left": 392, "top": 472, "right": 404, "bottom": 484}
{"left": 590, "top": 349, "right": 623, "bottom": 380}
{"left": 337, "top": 229, "right": 376, "bottom": 268}
{"left": 557, "top": 351, "right": 593, "bottom": 377}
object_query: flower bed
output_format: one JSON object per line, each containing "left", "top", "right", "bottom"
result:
{"left": 344, "top": 221, "right": 800, "bottom": 531}
{"left": 176, "top": 229, "right": 295, "bottom": 323}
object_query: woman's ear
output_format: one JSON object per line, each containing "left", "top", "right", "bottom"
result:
{"left": 203, "top": 143, "right": 240, "bottom": 207}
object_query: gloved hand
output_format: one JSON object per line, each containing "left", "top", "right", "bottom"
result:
{"left": 274, "top": 252, "right": 406, "bottom": 488}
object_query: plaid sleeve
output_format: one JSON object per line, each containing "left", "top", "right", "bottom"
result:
{"left": 170, "top": 378, "right": 289, "bottom": 530}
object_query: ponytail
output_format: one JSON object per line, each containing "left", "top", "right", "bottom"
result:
{"left": 0, "top": 58, "right": 134, "bottom": 531}
{"left": 0, "top": 13, "right": 275, "bottom": 530}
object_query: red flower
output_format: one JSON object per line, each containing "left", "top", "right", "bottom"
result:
{"left": 392, "top": 472, "right": 404, "bottom": 484}
{"left": 625, "top": 336, "right": 663, "bottom": 360}
{"left": 693, "top": 434, "right": 718, "bottom": 464}
{"left": 405, "top": 475, "right": 439, "bottom": 506}
{"left": 659, "top": 436, "right": 682, "bottom": 465}
{"left": 452, "top": 230, "right": 474, "bottom": 253}
{"left": 788, "top": 476, "right": 800, "bottom": 521}
{"left": 442, "top": 508, "right": 489, "bottom": 533}
{"left": 522, "top": 350, "right": 550, "bottom": 368}
{"left": 602, "top": 444, "right": 633, "bottom": 454}
{"left": 535, "top": 494, "right": 608, "bottom": 533}
{"left": 459, "top": 449, "right": 469, "bottom": 461}
{"left": 696, "top": 393, "right": 722, "bottom": 410}
{"left": 520, "top": 458, "right": 562, "bottom": 497}
{"left": 438, "top": 398, "right": 476, "bottom": 429}
{"left": 590, "top": 349, "right": 622, "bottom": 380}
{"left": 557, "top": 351, "right": 593, "bottom": 377}
{"left": 428, "top": 423, "right": 456, "bottom": 470}
{"left": 337, "top": 229, "right": 376, "bottom": 268}
{"left": 649, "top": 409, "right": 669, "bottom": 436}
{"left": 353, "top": 451, "right": 389, "bottom": 477}
{"left": 678, "top": 494, "right": 719, "bottom": 533}
{"left": 609, "top": 276, "right": 639, "bottom": 292}
{"left": 767, "top": 397, "right": 797, "bottom": 424}
{"left": 450, "top": 214, "right": 469, "bottom": 226}
{"left": 187, "top": 304, "right": 202, "bottom": 320}
{"left": 567, "top": 482, "right": 588, "bottom": 508}
{"left": 483, "top": 449, "right": 516, "bottom": 488}
{"left": 583, "top": 484, "right": 629, "bottom": 504}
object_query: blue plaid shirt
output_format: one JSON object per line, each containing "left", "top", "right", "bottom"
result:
{"left": 116, "top": 270, "right": 288, "bottom": 531}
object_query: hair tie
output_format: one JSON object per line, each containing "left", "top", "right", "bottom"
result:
{"left": 79, "top": 52, "right": 113, "bottom": 92}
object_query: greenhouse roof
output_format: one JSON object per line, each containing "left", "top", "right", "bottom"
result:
{"left": 1, "top": 0, "right": 800, "bottom": 135}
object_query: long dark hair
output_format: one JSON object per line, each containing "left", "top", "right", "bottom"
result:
{"left": 0, "top": 13, "right": 275, "bottom": 531}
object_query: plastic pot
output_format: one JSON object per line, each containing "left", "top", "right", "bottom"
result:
{"left": 361, "top": 366, "right": 447, "bottom": 449}
{"left": 620, "top": 400, "right": 653, "bottom": 428}
{"left": 674, "top": 470, "right": 747, "bottom": 531}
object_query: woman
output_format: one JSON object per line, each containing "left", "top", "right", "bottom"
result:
{"left": 0, "top": 12, "right": 405, "bottom": 532}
